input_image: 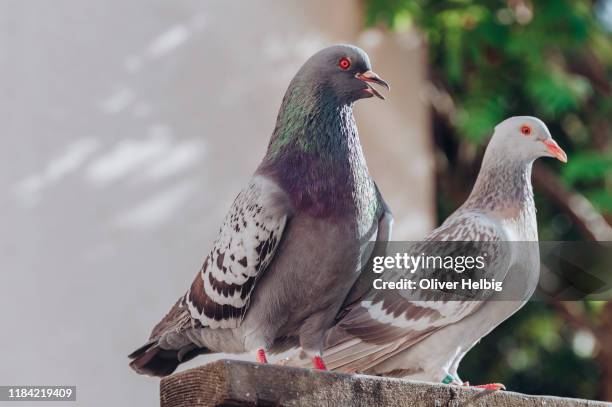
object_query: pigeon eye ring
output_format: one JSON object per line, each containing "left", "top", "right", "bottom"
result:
{"left": 520, "top": 125, "right": 531, "bottom": 136}
{"left": 338, "top": 57, "right": 351, "bottom": 70}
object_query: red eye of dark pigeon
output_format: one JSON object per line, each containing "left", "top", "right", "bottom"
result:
{"left": 520, "top": 125, "right": 531, "bottom": 136}
{"left": 339, "top": 57, "right": 351, "bottom": 70}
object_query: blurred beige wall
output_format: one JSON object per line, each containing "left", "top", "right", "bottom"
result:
{"left": 0, "top": 1, "right": 433, "bottom": 406}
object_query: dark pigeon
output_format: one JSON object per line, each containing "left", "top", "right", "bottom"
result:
{"left": 128, "top": 44, "right": 393, "bottom": 377}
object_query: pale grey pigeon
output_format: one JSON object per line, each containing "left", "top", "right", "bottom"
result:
{"left": 128, "top": 44, "right": 393, "bottom": 376}
{"left": 305, "top": 116, "right": 567, "bottom": 390}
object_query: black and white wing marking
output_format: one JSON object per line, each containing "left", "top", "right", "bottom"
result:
{"left": 321, "top": 211, "right": 512, "bottom": 373}
{"left": 184, "top": 175, "right": 290, "bottom": 329}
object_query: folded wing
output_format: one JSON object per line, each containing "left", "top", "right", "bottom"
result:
{"left": 320, "top": 211, "right": 512, "bottom": 374}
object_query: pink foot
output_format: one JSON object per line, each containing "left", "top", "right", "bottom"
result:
{"left": 312, "top": 355, "right": 327, "bottom": 370}
{"left": 256, "top": 348, "right": 268, "bottom": 364}
{"left": 470, "top": 382, "right": 506, "bottom": 391}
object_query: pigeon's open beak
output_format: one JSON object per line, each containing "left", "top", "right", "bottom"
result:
{"left": 356, "top": 71, "right": 390, "bottom": 100}
{"left": 543, "top": 139, "right": 568, "bottom": 163}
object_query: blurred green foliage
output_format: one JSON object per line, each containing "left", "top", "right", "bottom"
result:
{"left": 365, "top": 0, "right": 612, "bottom": 400}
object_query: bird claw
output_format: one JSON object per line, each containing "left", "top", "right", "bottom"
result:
{"left": 312, "top": 355, "right": 327, "bottom": 370}
{"left": 256, "top": 348, "right": 268, "bottom": 364}
{"left": 471, "top": 382, "right": 506, "bottom": 391}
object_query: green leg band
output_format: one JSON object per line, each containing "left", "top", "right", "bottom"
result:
{"left": 442, "top": 374, "right": 454, "bottom": 384}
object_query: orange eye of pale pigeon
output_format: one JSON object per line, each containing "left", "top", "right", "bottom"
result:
{"left": 520, "top": 125, "right": 531, "bottom": 136}
{"left": 339, "top": 57, "right": 351, "bottom": 70}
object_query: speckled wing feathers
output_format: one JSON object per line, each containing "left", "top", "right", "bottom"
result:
{"left": 183, "top": 175, "right": 290, "bottom": 330}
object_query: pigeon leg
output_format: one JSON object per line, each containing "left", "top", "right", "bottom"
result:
{"left": 465, "top": 382, "right": 506, "bottom": 391}
{"left": 256, "top": 348, "right": 268, "bottom": 364}
{"left": 312, "top": 355, "right": 327, "bottom": 370}
{"left": 442, "top": 373, "right": 462, "bottom": 385}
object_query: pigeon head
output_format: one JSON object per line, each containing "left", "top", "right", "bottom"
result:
{"left": 489, "top": 116, "right": 567, "bottom": 163}
{"left": 466, "top": 116, "right": 567, "bottom": 213}
{"left": 264, "top": 44, "right": 390, "bottom": 161}
{"left": 293, "top": 44, "right": 389, "bottom": 102}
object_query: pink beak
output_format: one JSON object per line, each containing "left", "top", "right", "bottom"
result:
{"left": 543, "top": 139, "right": 567, "bottom": 163}
{"left": 355, "top": 71, "right": 390, "bottom": 100}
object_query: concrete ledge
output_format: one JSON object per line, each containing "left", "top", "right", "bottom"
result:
{"left": 160, "top": 359, "right": 610, "bottom": 407}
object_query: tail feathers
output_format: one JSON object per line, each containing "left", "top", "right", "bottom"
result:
{"left": 128, "top": 341, "right": 209, "bottom": 377}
